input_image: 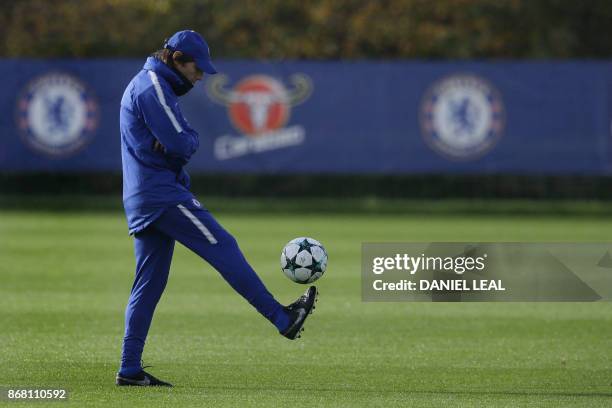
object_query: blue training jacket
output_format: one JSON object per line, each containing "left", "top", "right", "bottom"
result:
{"left": 120, "top": 57, "right": 199, "bottom": 234}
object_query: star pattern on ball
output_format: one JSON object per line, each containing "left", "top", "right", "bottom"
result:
{"left": 297, "top": 238, "right": 315, "bottom": 252}
{"left": 281, "top": 237, "right": 327, "bottom": 284}
{"left": 310, "top": 258, "right": 323, "bottom": 272}
{"left": 283, "top": 250, "right": 297, "bottom": 271}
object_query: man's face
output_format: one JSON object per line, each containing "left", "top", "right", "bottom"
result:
{"left": 175, "top": 60, "right": 204, "bottom": 85}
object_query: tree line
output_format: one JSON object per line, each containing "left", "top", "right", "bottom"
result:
{"left": 1, "top": 0, "right": 610, "bottom": 59}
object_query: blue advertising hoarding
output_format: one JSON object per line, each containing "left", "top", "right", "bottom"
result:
{"left": 1, "top": 59, "right": 611, "bottom": 174}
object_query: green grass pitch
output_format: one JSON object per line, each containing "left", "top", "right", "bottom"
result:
{"left": 1, "top": 209, "right": 611, "bottom": 407}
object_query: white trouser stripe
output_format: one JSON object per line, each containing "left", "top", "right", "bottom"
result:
{"left": 177, "top": 204, "right": 218, "bottom": 244}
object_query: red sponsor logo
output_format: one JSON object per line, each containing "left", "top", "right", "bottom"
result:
{"left": 206, "top": 74, "right": 311, "bottom": 137}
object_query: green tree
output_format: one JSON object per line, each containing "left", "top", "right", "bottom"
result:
{"left": 1, "top": 0, "right": 612, "bottom": 59}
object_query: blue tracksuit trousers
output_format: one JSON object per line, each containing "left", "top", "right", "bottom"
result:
{"left": 119, "top": 200, "right": 290, "bottom": 375}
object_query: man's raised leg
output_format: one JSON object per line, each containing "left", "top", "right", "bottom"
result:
{"left": 153, "top": 202, "right": 292, "bottom": 332}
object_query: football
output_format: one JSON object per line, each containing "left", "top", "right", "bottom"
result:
{"left": 280, "top": 237, "right": 328, "bottom": 284}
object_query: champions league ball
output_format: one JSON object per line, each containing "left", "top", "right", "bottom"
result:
{"left": 280, "top": 237, "right": 328, "bottom": 284}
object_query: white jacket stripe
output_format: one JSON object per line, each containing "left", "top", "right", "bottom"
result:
{"left": 177, "top": 204, "right": 218, "bottom": 244}
{"left": 148, "top": 71, "right": 183, "bottom": 133}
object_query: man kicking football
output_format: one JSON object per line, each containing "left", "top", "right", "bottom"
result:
{"left": 116, "top": 29, "right": 318, "bottom": 387}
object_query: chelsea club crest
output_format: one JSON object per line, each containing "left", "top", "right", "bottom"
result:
{"left": 420, "top": 74, "right": 505, "bottom": 160}
{"left": 16, "top": 72, "right": 99, "bottom": 157}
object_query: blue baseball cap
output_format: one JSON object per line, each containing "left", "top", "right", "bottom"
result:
{"left": 165, "top": 30, "right": 217, "bottom": 75}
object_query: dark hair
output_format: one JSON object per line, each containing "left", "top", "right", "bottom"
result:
{"left": 151, "top": 42, "right": 195, "bottom": 68}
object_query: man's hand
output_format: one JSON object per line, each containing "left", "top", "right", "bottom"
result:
{"left": 152, "top": 140, "right": 166, "bottom": 153}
